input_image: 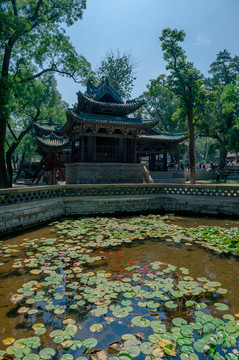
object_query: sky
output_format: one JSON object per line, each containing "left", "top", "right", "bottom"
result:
{"left": 56, "top": 0, "right": 239, "bottom": 106}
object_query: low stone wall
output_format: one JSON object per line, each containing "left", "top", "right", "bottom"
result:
{"left": 151, "top": 171, "right": 185, "bottom": 184}
{"left": 0, "top": 199, "right": 65, "bottom": 235}
{"left": 64, "top": 194, "right": 239, "bottom": 217}
{"left": 65, "top": 163, "right": 145, "bottom": 184}
{"left": 0, "top": 183, "right": 239, "bottom": 236}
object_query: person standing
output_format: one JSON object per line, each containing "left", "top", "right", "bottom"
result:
{"left": 223, "top": 169, "right": 229, "bottom": 183}
{"left": 216, "top": 169, "right": 221, "bottom": 183}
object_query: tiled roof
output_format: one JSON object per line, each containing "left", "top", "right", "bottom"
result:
{"left": 138, "top": 131, "right": 186, "bottom": 142}
{"left": 33, "top": 116, "right": 63, "bottom": 133}
{"left": 36, "top": 133, "right": 69, "bottom": 149}
{"left": 66, "top": 109, "right": 158, "bottom": 128}
{"left": 86, "top": 77, "right": 123, "bottom": 103}
{"left": 75, "top": 91, "right": 145, "bottom": 116}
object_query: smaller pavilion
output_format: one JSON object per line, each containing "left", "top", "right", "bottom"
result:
{"left": 33, "top": 117, "right": 69, "bottom": 184}
{"left": 137, "top": 128, "right": 186, "bottom": 171}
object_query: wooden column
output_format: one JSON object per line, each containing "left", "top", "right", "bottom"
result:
{"left": 80, "top": 136, "right": 85, "bottom": 162}
{"left": 163, "top": 151, "right": 167, "bottom": 171}
{"left": 71, "top": 141, "right": 74, "bottom": 162}
{"left": 134, "top": 139, "right": 137, "bottom": 163}
{"left": 92, "top": 136, "right": 96, "bottom": 162}
{"left": 123, "top": 138, "right": 127, "bottom": 163}
{"left": 149, "top": 154, "right": 156, "bottom": 171}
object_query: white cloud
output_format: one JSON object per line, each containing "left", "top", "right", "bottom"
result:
{"left": 195, "top": 35, "right": 211, "bottom": 46}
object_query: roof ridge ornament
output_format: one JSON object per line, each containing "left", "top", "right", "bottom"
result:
{"left": 84, "top": 76, "right": 123, "bottom": 104}
{"left": 48, "top": 115, "right": 54, "bottom": 125}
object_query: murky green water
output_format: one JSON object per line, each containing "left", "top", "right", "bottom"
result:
{"left": 0, "top": 215, "right": 239, "bottom": 360}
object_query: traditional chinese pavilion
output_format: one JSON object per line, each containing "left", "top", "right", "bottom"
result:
{"left": 33, "top": 78, "right": 185, "bottom": 184}
{"left": 33, "top": 117, "right": 69, "bottom": 184}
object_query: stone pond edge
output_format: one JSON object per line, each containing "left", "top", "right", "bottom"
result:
{"left": 0, "top": 183, "right": 239, "bottom": 236}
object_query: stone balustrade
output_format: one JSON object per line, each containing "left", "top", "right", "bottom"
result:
{"left": 1, "top": 183, "right": 239, "bottom": 206}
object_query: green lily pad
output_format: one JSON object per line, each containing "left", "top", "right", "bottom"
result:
{"left": 39, "top": 348, "right": 56, "bottom": 360}
{"left": 139, "top": 342, "right": 153, "bottom": 355}
{"left": 165, "top": 301, "right": 177, "bottom": 309}
{"left": 90, "top": 323, "right": 103, "bottom": 332}
{"left": 180, "top": 354, "right": 199, "bottom": 360}
{"left": 123, "top": 345, "right": 140, "bottom": 358}
{"left": 172, "top": 318, "right": 187, "bottom": 327}
{"left": 83, "top": 338, "right": 98, "bottom": 349}
{"left": 112, "top": 307, "right": 129, "bottom": 318}
{"left": 214, "top": 303, "right": 229, "bottom": 311}
{"left": 23, "top": 355, "right": 40, "bottom": 360}
{"left": 181, "top": 345, "right": 194, "bottom": 355}
{"left": 60, "top": 355, "right": 74, "bottom": 360}
{"left": 223, "top": 314, "right": 234, "bottom": 321}
{"left": 131, "top": 316, "right": 150, "bottom": 327}
{"left": 164, "top": 343, "right": 176, "bottom": 356}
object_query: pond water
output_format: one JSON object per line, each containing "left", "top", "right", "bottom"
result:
{"left": 0, "top": 215, "right": 239, "bottom": 360}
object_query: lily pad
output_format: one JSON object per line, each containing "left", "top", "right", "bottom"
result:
{"left": 214, "top": 303, "right": 229, "bottom": 311}
{"left": 131, "top": 316, "right": 150, "bottom": 327}
{"left": 90, "top": 323, "right": 103, "bottom": 332}
{"left": 39, "top": 348, "right": 56, "bottom": 360}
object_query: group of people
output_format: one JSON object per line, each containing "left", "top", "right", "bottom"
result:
{"left": 216, "top": 169, "right": 229, "bottom": 183}
{"left": 196, "top": 161, "right": 206, "bottom": 170}
{"left": 167, "top": 162, "right": 184, "bottom": 170}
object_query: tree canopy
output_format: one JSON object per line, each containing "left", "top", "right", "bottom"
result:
{"left": 0, "top": 0, "right": 92, "bottom": 187}
{"left": 159, "top": 28, "right": 205, "bottom": 183}
{"left": 96, "top": 49, "right": 137, "bottom": 100}
{"left": 141, "top": 75, "right": 184, "bottom": 133}
{"left": 6, "top": 73, "right": 68, "bottom": 185}
{"left": 198, "top": 51, "right": 239, "bottom": 168}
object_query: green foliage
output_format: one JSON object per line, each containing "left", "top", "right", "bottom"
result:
{"left": 6, "top": 74, "right": 68, "bottom": 182}
{"left": 0, "top": 0, "right": 92, "bottom": 187}
{"left": 200, "top": 50, "right": 239, "bottom": 167}
{"left": 141, "top": 75, "right": 185, "bottom": 133}
{"left": 0, "top": 0, "right": 91, "bottom": 84}
{"left": 96, "top": 49, "right": 137, "bottom": 100}
{"left": 194, "top": 138, "right": 218, "bottom": 163}
{"left": 141, "top": 74, "right": 187, "bottom": 165}
{"left": 159, "top": 28, "right": 203, "bottom": 104}
{"left": 159, "top": 28, "right": 205, "bottom": 182}
{"left": 13, "top": 73, "right": 68, "bottom": 127}
{"left": 209, "top": 50, "right": 239, "bottom": 86}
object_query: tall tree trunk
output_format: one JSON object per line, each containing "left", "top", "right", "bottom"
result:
{"left": 6, "top": 150, "right": 13, "bottom": 187}
{"left": 0, "top": 38, "right": 15, "bottom": 188}
{"left": 187, "top": 105, "right": 196, "bottom": 184}
{"left": 0, "top": 100, "right": 10, "bottom": 188}
{"left": 218, "top": 147, "right": 227, "bottom": 169}
{"left": 6, "top": 121, "right": 34, "bottom": 187}
{"left": 15, "top": 151, "right": 26, "bottom": 183}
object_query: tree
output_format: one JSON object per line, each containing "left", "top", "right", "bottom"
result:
{"left": 213, "top": 81, "right": 239, "bottom": 166}
{"left": 6, "top": 74, "right": 68, "bottom": 185}
{"left": 141, "top": 74, "right": 187, "bottom": 164}
{"left": 141, "top": 74, "right": 184, "bottom": 133}
{"left": 96, "top": 49, "right": 137, "bottom": 100}
{"left": 200, "top": 51, "right": 239, "bottom": 168}
{"left": 209, "top": 49, "right": 238, "bottom": 86}
{"left": 159, "top": 28, "right": 204, "bottom": 183}
{"left": 0, "top": 0, "right": 92, "bottom": 188}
